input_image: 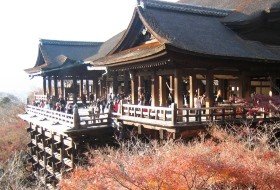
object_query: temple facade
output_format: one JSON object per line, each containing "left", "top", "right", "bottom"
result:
{"left": 26, "top": 0, "right": 280, "bottom": 109}
{"left": 21, "top": 0, "right": 280, "bottom": 186}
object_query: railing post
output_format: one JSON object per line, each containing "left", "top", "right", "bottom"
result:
{"left": 73, "top": 104, "right": 81, "bottom": 128}
{"left": 155, "top": 109, "right": 159, "bottom": 120}
{"left": 186, "top": 109, "right": 189, "bottom": 123}
{"left": 171, "top": 103, "right": 177, "bottom": 126}
{"left": 198, "top": 109, "right": 202, "bottom": 123}
{"left": 119, "top": 100, "right": 123, "bottom": 115}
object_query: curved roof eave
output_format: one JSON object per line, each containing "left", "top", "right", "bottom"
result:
{"left": 136, "top": 7, "right": 170, "bottom": 45}
{"left": 107, "top": 6, "right": 170, "bottom": 56}
{"left": 107, "top": 8, "right": 139, "bottom": 55}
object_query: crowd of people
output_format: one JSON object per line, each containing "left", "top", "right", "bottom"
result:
{"left": 32, "top": 88, "right": 243, "bottom": 117}
{"left": 32, "top": 95, "right": 73, "bottom": 113}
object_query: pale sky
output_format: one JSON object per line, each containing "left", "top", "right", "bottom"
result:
{"left": 0, "top": 0, "right": 176, "bottom": 98}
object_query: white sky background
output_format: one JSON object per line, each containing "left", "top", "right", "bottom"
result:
{"left": 0, "top": 0, "right": 176, "bottom": 98}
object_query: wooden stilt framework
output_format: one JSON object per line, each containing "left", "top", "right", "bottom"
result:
{"left": 27, "top": 123, "right": 76, "bottom": 186}
{"left": 20, "top": 105, "right": 113, "bottom": 188}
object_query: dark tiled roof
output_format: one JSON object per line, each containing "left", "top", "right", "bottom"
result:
{"left": 26, "top": 39, "right": 102, "bottom": 74}
{"left": 85, "top": 31, "right": 126, "bottom": 62}
{"left": 177, "top": 0, "right": 280, "bottom": 22}
{"left": 146, "top": 0, "right": 233, "bottom": 17}
{"left": 137, "top": 0, "right": 280, "bottom": 61}
{"left": 39, "top": 39, "right": 102, "bottom": 68}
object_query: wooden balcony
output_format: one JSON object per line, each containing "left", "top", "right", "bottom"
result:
{"left": 116, "top": 102, "right": 279, "bottom": 131}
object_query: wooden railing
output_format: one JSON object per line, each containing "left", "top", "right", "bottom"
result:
{"left": 118, "top": 102, "right": 276, "bottom": 126}
{"left": 177, "top": 106, "right": 247, "bottom": 124}
{"left": 26, "top": 105, "right": 74, "bottom": 126}
{"left": 79, "top": 112, "right": 110, "bottom": 127}
{"left": 118, "top": 102, "right": 177, "bottom": 126}
{"left": 26, "top": 105, "right": 110, "bottom": 128}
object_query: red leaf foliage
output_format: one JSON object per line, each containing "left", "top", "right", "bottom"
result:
{"left": 60, "top": 125, "right": 280, "bottom": 190}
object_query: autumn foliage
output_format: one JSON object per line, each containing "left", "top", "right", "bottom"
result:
{"left": 60, "top": 123, "right": 280, "bottom": 190}
{"left": 0, "top": 100, "right": 28, "bottom": 163}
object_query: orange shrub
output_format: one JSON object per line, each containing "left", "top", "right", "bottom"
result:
{"left": 60, "top": 124, "right": 280, "bottom": 190}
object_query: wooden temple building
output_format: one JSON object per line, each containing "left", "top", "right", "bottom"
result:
{"left": 20, "top": 0, "right": 280, "bottom": 187}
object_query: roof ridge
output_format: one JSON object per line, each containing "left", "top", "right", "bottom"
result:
{"left": 141, "top": 0, "right": 234, "bottom": 17}
{"left": 40, "top": 39, "right": 103, "bottom": 46}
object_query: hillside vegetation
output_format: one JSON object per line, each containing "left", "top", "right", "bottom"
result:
{"left": 60, "top": 124, "right": 280, "bottom": 190}
{"left": 0, "top": 93, "right": 40, "bottom": 190}
{"left": 0, "top": 93, "right": 28, "bottom": 163}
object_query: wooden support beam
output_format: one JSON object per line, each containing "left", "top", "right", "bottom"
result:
{"left": 130, "top": 72, "right": 138, "bottom": 104}
{"left": 100, "top": 79, "right": 106, "bottom": 98}
{"left": 169, "top": 76, "right": 174, "bottom": 90}
{"left": 159, "top": 76, "right": 167, "bottom": 107}
{"left": 205, "top": 72, "right": 214, "bottom": 108}
{"left": 80, "top": 79, "right": 84, "bottom": 98}
{"left": 138, "top": 75, "right": 144, "bottom": 88}
{"left": 218, "top": 79, "right": 226, "bottom": 100}
{"left": 73, "top": 77, "right": 78, "bottom": 104}
{"left": 159, "top": 129, "right": 164, "bottom": 140}
{"left": 137, "top": 125, "right": 143, "bottom": 135}
{"left": 93, "top": 80, "right": 99, "bottom": 100}
{"left": 60, "top": 80, "right": 64, "bottom": 98}
{"left": 54, "top": 77, "right": 58, "bottom": 98}
{"left": 269, "top": 75, "right": 277, "bottom": 96}
{"left": 112, "top": 72, "right": 118, "bottom": 95}
{"left": 171, "top": 103, "right": 177, "bottom": 125}
{"left": 239, "top": 73, "right": 251, "bottom": 99}
{"left": 43, "top": 77, "right": 47, "bottom": 95}
{"left": 174, "top": 69, "right": 183, "bottom": 109}
{"left": 86, "top": 80, "right": 89, "bottom": 100}
{"left": 151, "top": 73, "right": 159, "bottom": 106}
{"left": 189, "top": 74, "right": 197, "bottom": 108}
{"left": 60, "top": 135, "right": 64, "bottom": 174}
{"left": 48, "top": 77, "right": 52, "bottom": 96}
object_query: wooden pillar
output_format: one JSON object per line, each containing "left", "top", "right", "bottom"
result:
{"left": 60, "top": 79, "right": 64, "bottom": 98}
{"left": 205, "top": 72, "right": 214, "bottom": 107}
{"left": 218, "top": 79, "right": 227, "bottom": 100}
{"left": 239, "top": 73, "right": 251, "bottom": 99}
{"left": 73, "top": 77, "right": 78, "bottom": 104}
{"left": 43, "top": 77, "right": 47, "bottom": 95}
{"left": 130, "top": 72, "right": 138, "bottom": 104}
{"left": 98, "top": 79, "right": 102, "bottom": 98}
{"left": 112, "top": 72, "right": 118, "bottom": 95}
{"left": 100, "top": 78, "right": 106, "bottom": 98}
{"left": 174, "top": 69, "right": 183, "bottom": 108}
{"left": 124, "top": 71, "right": 130, "bottom": 96}
{"left": 138, "top": 75, "right": 144, "bottom": 96}
{"left": 189, "top": 74, "right": 197, "bottom": 108}
{"left": 169, "top": 76, "right": 174, "bottom": 90}
{"left": 99, "top": 79, "right": 103, "bottom": 98}
{"left": 48, "top": 77, "right": 52, "bottom": 96}
{"left": 151, "top": 73, "right": 159, "bottom": 106}
{"left": 269, "top": 75, "right": 277, "bottom": 96}
{"left": 138, "top": 75, "right": 144, "bottom": 89}
{"left": 54, "top": 77, "right": 58, "bottom": 97}
{"left": 80, "top": 79, "right": 84, "bottom": 97}
{"left": 159, "top": 76, "right": 167, "bottom": 107}
{"left": 86, "top": 80, "right": 90, "bottom": 100}
{"left": 93, "top": 80, "right": 99, "bottom": 100}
